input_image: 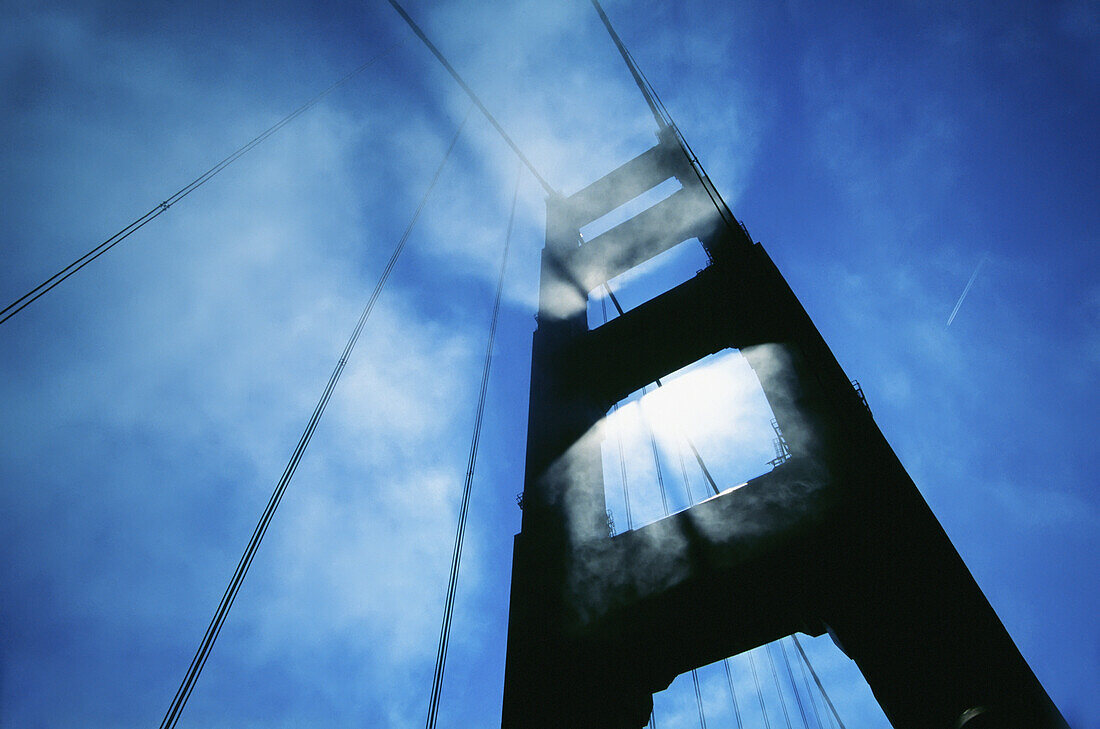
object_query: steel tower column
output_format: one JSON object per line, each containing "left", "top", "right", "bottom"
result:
{"left": 500, "top": 130, "right": 1066, "bottom": 729}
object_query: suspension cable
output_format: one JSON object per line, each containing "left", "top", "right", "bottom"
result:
{"left": 779, "top": 639, "right": 812, "bottom": 728}
{"left": 672, "top": 425, "right": 748, "bottom": 729}
{"left": 620, "top": 41, "right": 741, "bottom": 239}
{"left": 387, "top": 0, "right": 557, "bottom": 197}
{"left": 0, "top": 48, "right": 392, "bottom": 327}
{"left": 792, "top": 639, "right": 826, "bottom": 729}
{"left": 157, "top": 107, "right": 470, "bottom": 729}
{"left": 611, "top": 406, "right": 634, "bottom": 528}
{"left": 691, "top": 669, "right": 709, "bottom": 729}
{"left": 676, "top": 447, "right": 695, "bottom": 504}
{"left": 603, "top": 290, "right": 711, "bottom": 727}
{"left": 424, "top": 166, "right": 520, "bottom": 729}
{"left": 588, "top": 0, "right": 753, "bottom": 247}
{"left": 642, "top": 408, "right": 708, "bottom": 720}
{"left": 792, "top": 635, "right": 846, "bottom": 729}
{"left": 642, "top": 396, "right": 671, "bottom": 515}
{"left": 723, "top": 659, "right": 744, "bottom": 729}
{"left": 602, "top": 298, "right": 634, "bottom": 530}
{"left": 748, "top": 649, "right": 773, "bottom": 729}
{"left": 766, "top": 644, "right": 795, "bottom": 729}
{"left": 601, "top": 286, "right": 673, "bottom": 516}
{"left": 589, "top": 0, "right": 666, "bottom": 131}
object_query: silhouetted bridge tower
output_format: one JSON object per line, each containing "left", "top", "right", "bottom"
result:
{"left": 2, "top": 4, "right": 1073, "bottom": 726}
{"left": 500, "top": 121, "right": 1068, "bottom": 727}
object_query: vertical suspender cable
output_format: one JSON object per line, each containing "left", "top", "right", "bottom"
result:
{"left": 670, "top": 406, "right": 746, "bottom": 729}
{"left": 691, "top": 669, "right": 709, "bottom": 729}
{"left": 643, "top": 398, "right": 671, "bottom": 515}
{"left": 676, "top": 448, "right": 695, "bottom": 504}
{"left": 638, "top": 372, "right": 706, "bottom": 728}
{"left": 779, "top": 639, "right": 812, "bottom": 728}
{"left": 613, "top": 405, "right": 634, "bottom": 529}
{"left": 604, "top": 291, "right": 709, "bottom": 726}
{"left": 748, "top": 649, "right": 773, "bottom": 729}
{"left": 601, "top": 283, "right": 719, "bottom": 496}
{"left": 157, "top": 108, "right": 470, "bottom": 729}
{"left": 723, "top": 659, "right": 744, "bottom": 729}
{"left": 792, "top": 635, "right": 846, "bottom": 729}
{"left": 602, "top": 288, "right": 673, "bottom": 516}
{"left": 602, "top": 296, "right": 634, "bottom": 530}
{"left": 766, "top": 644, "right": 795, "bottom": 729}
{"left": 792, "top": 639, "right": 825, "bottom": 729}
{"left": 424, "top": 167, "right": 520, "bottom": 729}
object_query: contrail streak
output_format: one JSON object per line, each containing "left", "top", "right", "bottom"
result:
{"left": 946, "top": 254, "right": 988, "bottom": 327}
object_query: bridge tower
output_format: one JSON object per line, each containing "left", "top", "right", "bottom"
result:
{"left": 499, "top": 127, "right": 1067, "bottom": 729}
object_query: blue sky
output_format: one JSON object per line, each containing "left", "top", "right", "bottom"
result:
{"left": 0, "top": 1, "right": 1096, "bottom": 727}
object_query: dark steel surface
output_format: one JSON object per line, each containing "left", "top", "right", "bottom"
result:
{"left": 500, "top": 139, "right": 1067, "bottom": 729}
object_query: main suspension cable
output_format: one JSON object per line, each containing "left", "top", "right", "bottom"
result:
{"left": 157, "top": 108, "right": 470, "bottom": 729}
{"left": 424, "top": 166, "right": 520, "bottom": 729}
{"left": 588, "top": 0, "right": 666, "bottom": 131}
{"left": 0, "top": 48, "right": 392, "bottom": 327}
{"left": 588, "top": 0, "right": 753, "bottom": 248}
{"left": 387, "top": 0, "right": 557, "bottom": 197}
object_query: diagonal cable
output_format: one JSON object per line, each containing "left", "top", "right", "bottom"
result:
{"left": 791, "top": 638, "right": 826, "bottom": 729}
{"left": 779, "top": 638, "right": 812, "bottom": 728}
{"left": 424, "top": 166, "right": 520, "bottom": 729}
{"left": 792, "top": 635, "right": 846, "bottom": 729}
{"left": 766, "top": 643, "right": 795, "bottom": 729}
{"left": 1, "top": 48, "right": 393, "bottom": 327}
{"left": 387, "top": 0, "right": 557, "bottom": 197}
{"left": 158, "top": 107, "right": 470, "bottom": 729}
{"left": 748, "top": 648, "right": 773, "bottom": 729}
{"left": 588, "top": 0, "right": 754, "bottom": 248}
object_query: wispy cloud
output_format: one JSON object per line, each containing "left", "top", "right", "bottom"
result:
{"left": 1, "top": 2, "right": 1095, "bottom": 728}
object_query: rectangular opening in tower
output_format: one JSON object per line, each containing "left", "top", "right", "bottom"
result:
{"left": 585, "top": 236, "right": 710, "bottom": 328}
{"left": 600, "top": 348, "right": 781, "bottom": 533}
{"left": 579, "top": 176, "right": 681, "bottom": 242}
{"left": 648, "top": 634, "right": 891, "bottom": 728}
